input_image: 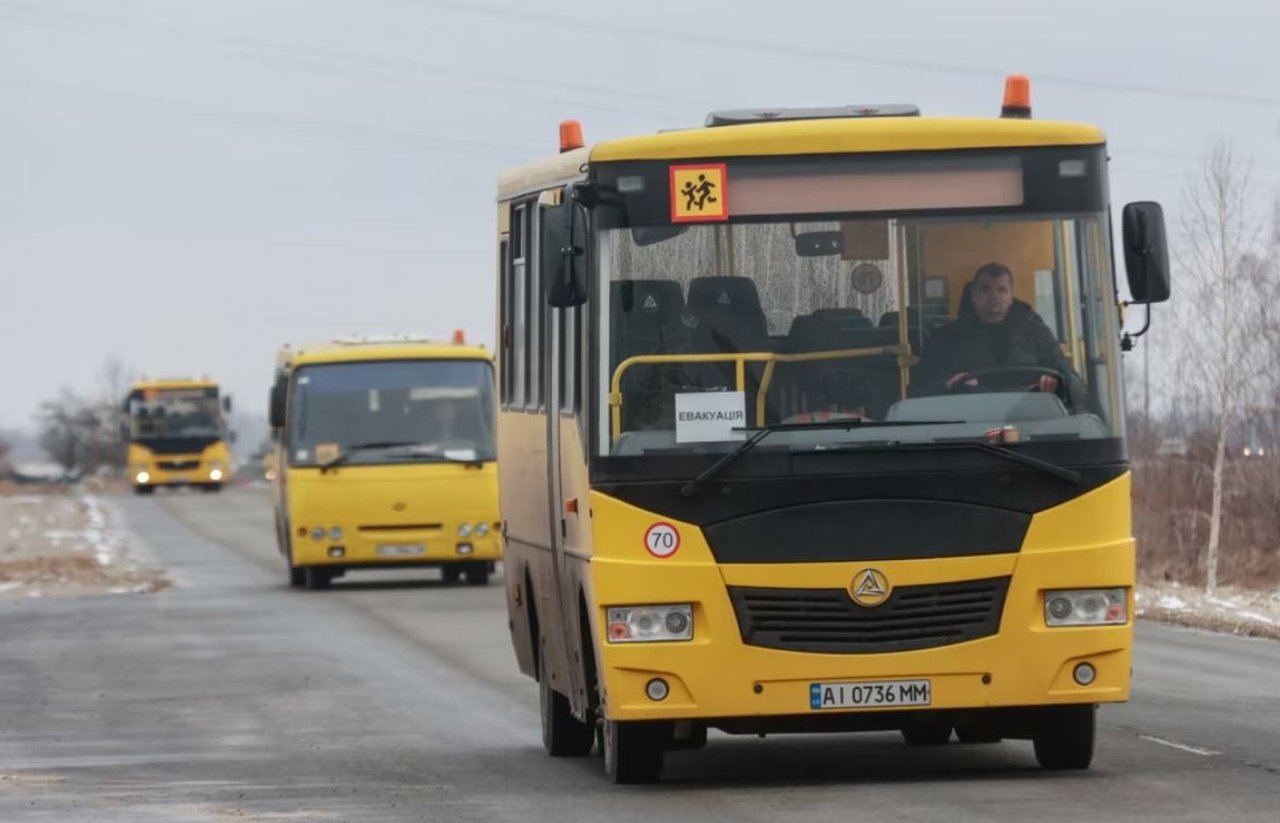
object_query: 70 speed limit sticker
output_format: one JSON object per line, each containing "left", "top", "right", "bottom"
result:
{"left": 643, "top": 522, "right": 681, "bottom": 558}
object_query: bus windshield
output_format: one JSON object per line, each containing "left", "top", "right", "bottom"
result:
{"left": 128, "top": 388, "right": 223, "bottom": 440}
{"left": 288, "top": 360, "right": 495, "bottom": 467}
{"left": 595, "top": 210, "right": 1123, "bottom": 459}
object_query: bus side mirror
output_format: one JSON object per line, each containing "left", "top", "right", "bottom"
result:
{"left": 543, "top": 202, "right": 589, "bottom": 308}
{"left": 222, "top": 395, "right": 233, "bottom": 413}
{"left": 269, "top": 381, "right": 286, "bottom": 429}
{"left": 1122, "top": 202, "right": 1171, "bottom": 303}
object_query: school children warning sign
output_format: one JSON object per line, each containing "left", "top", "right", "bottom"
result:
{"left": 669, "top": 163, "right": 729, "bottom": 222}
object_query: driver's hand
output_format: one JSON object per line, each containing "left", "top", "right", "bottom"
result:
{"left": 946, "top": 372, "right": 978, "bottom": 390}
{"left": 1036, "top": 375, "right": 1060, "bottom": 393}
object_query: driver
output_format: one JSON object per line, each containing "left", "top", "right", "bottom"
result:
{"left": 917, "top": 262, "right": 1079, "bottom": 400}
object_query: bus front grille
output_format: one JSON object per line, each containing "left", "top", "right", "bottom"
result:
{"left": 156, "top": 459, "right": 200, "bottom": 471}
{"left": 728, "top": 577, "right": 1010, "bottom": 654}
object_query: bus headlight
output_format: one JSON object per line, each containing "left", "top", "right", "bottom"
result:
{"left": 457, "top": 523, "right": 473, "bottom": 538}
{"left": 1044, "top": 588, "right": 1128, "bottom": 626}
{"left": 328, "top": 527, "right": 343, "bottom": 541}
{"left": 135, "top": 471, "right": 151, "bottom": 484}
{"left": 209, "top": 468, "right": 224, "bottom": 481}
{"left": 474, "top": 522, "right": 490, "bottom": 537}
{"left": 311, "top": 527, "right": 326, "bottom": 542}
{"left": 606, "top": 604, "right": 693, "bottom": 643}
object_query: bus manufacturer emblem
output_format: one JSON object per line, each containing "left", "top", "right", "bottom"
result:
{"left": 850, "top": 568, "right": 890, "bottom": 607}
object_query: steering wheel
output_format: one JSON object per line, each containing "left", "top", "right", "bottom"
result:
{"left": 947, "top": 366, "right": 1070, "bottom": 405}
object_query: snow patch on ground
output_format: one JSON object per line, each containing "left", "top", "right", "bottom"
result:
{"left": 1138, "top": 584, "right": 1280, "bottom": 640}
{"left": 0, "top": 490, "right": 170, "bottom": 599}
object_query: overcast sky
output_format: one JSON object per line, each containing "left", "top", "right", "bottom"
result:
{"left": 3, "top": 0, "right": 1279, "bottom": 430}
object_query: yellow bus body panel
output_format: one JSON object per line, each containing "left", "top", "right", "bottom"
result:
{"left": 589, "top": 118, "right": 1105, "bottom": 163}
{"left": 588, "top": 474, "right": 1133, "bottom": 721}
{"left": 283, "top": 462, "right": 501, "bottom": 567}
{"left": 128, "top": 439, "right": 233, "bottom": 488}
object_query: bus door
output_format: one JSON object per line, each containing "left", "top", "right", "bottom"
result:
{"left": 537, "top": 195, "right": 590, "bottom": 717}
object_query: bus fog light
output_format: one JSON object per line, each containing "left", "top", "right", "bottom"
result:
{"left": 1073, "top": 662, "right": 1097, "bottom": 686}
{"left": 456, "top": 543, "right": 474, "bottom": 555}
{"left": 328, "top": 546, "right": 345, "bottom": 558}
{"left": 1045, "top": 588, "right": 1128, "bottom": 626}
{"left": 135, "top": 471, "right": 151, "bottom": 484}
{"left": 645, "top": 678, "right": 670, "bottom": 702}
{"left": 606, "top": 604, "right": 693, "bottom": 643}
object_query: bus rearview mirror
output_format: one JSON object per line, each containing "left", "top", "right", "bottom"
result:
{"left": 794, "top": 230, "right": 844, "bottom": 257}
{"left": 543, "top": 203, "right": 589, "bottom": 308}
{"left": 268, "top": 381, "right": 286, "bottom": 429}
{"left": 1122, "top": 202, "right": 1171, "bottom": 304}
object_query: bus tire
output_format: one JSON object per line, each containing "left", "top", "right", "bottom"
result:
{"left": 285, "top": 547, "right": 305, "bottom": 588}
{"left": 602, "top": 720, "right": 665, "bottom": 784}
{"left": 901, "top": 718, "right": 953, "bottom": 746}
{"left": 539, "top": 646, "right": 595, "bottom": 757}
{"left": 464, "top": 563, "right": 490, "bottom": 586}
{"left": 201, "top": 483, "right": 222, "bottom": 493}
{"left": 303, "top": 567, "right": 332, "bottom": 591}
{"left": 134, "top": 486, "right": 154, "bottom": 496}
{"left": 1033, "top": 705, "right": 1096, "bottom": 770}
{"left": 441, "top": 565, "right": 462, "bottom": 584}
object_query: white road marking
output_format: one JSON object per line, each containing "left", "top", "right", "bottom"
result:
{"left": 1139, "top": 734, "right": 1221, "bottom": 756}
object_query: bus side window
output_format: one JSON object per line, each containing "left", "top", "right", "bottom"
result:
{"left": 499, "top": 237, "right": 513, "bottom": 409}
{"left": 511, "top": 203, "right": 529, "bottom": 409}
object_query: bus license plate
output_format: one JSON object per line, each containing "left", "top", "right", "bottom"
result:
{"left": 810, "top": 679, "right": 931, "bottom": 710}
{"left": 377, "top": 543, "right": 425, "bottom": 557}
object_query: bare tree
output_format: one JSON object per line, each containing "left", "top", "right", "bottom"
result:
{"left": 1174, "top": 143, "right": 1265, "bottom": 595}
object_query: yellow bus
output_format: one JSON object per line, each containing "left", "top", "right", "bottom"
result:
{"left": 496, "top": 79, "right": 1170, "bottom": 782}
{"left": 268, "top": 335, "right": 501, "bottom": 590}
{"left": 124, "top": 378, "right": 234, "bottom": 495}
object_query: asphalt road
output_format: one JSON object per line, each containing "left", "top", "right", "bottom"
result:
{"left": 1, "top": 487, "right": 1277, "bottom": 822}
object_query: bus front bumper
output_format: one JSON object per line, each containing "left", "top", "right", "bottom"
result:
{"left": 593, "top": 549, "right": 1133, "bottom": 724}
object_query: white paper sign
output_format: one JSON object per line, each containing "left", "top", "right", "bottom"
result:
{"left": 675, "top": 391, "right": 747, "bottom": 443}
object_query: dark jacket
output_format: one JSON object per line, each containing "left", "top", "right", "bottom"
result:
{"left": 916, "top": 301, "right": 1079, "bottom": 400}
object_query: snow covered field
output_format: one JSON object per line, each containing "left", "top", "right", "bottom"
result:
{"left": 0, "top": 489, "right": 169, "bottom": 599}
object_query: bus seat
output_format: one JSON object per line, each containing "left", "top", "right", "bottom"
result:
{"left": 686, "top": 277, "right": 774, "bottom": 403}
{"left": 610, "top": 280, "right": 692, "bottom": 431}
{"left": 686, "top": 276, "right": 772, "bottom": 354}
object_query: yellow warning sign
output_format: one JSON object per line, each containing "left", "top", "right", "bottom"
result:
{"left": 670, "top": 163, "right": 728, "bottom": 222}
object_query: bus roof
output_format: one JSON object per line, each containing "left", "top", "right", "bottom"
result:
{"left": 498, "top": 116, "right": 1105, "bottom": 200}
{"left": 130, "top": 378, "right": 219, "bottom": 392}
{"left": 278, "top": 336, "right": 492, "bottom": 369}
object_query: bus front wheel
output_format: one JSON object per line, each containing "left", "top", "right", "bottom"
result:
{"left": 303, "top": 567, "right": 332, "bottom": 591}
{"left": 602, "top": 719, "right": 665, "bottom": 784}
{"left": 1033, "top": 704, "right": 1096, "bottom": 770}
{"left": 464, "top": 562, "right": 491, "bottom": 586}
{"left": 134, "top": 486, "right": 155, "bottom": 496}
{"left": 539, "top": 647, "right": 595, "bottom": 757}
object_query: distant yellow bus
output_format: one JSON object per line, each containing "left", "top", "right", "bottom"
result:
{"left": 268, "top": 335, "right": 501, "bottom": 590}
{"left": 496, "top": 79, "right": 1170, "bottom": 782}
{"left": 124, "top": 378, "right": 233, "bottom": 495}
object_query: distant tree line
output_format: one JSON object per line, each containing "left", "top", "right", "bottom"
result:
{"left": 34, "top": 358, "right": 134, "bottom": 478}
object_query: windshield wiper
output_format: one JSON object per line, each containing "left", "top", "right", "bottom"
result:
{"left": 792, "top": 437, "right": 1081, "bottom": 484}
{"left": 915, "top": 441, "right": 1082, "bottom": 484}
{"left": 679, "top": 419, "right": 950, "bottom": 497}
{"left": 318, "top": 441, "right": 422, "bottom": 472}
